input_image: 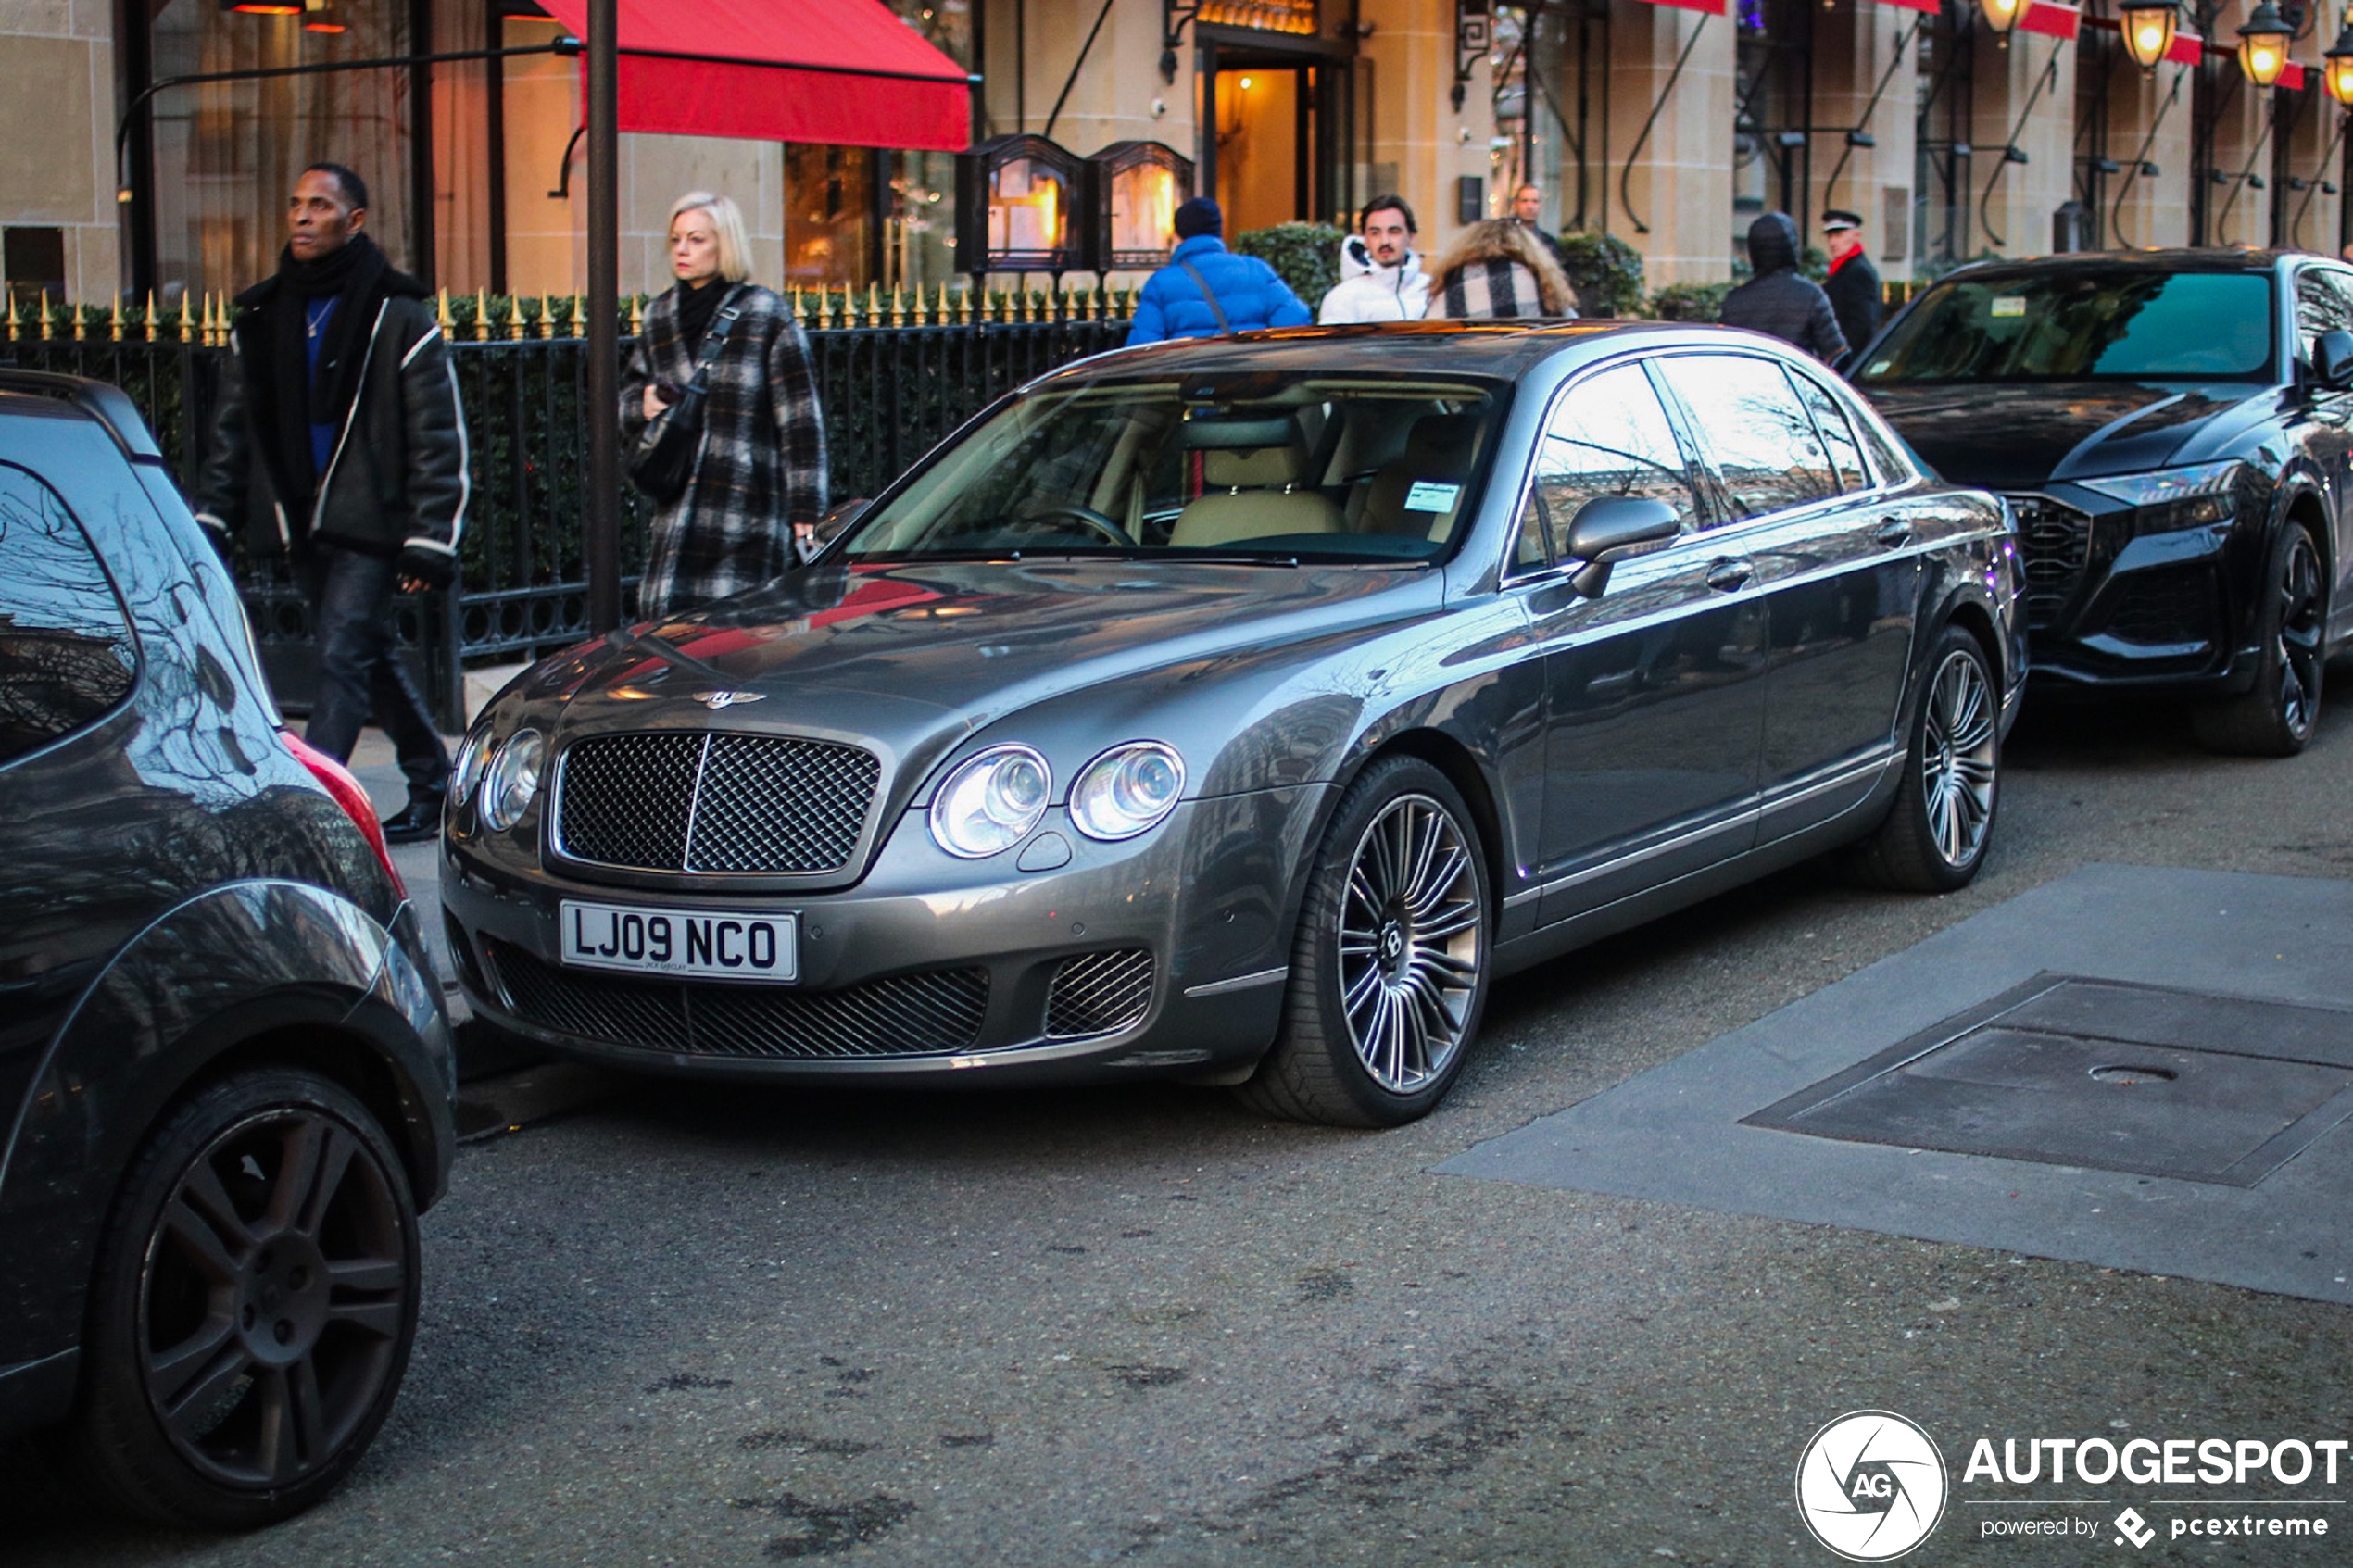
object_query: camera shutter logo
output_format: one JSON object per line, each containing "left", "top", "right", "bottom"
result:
{"left": 1794, "top": 1410, "right": 1948, "bottom": 1561}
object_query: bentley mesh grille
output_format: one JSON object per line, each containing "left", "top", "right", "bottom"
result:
{"left": 2004, "top": 494, "right": 2093, "bottom": 633}
{"left": 555, "top": 731, "right": 880, "bottom": 875}
{"left": 485, "top": 941, "right": 988, "bottom": 1060}
{"left": 1043, "top": 949, "right": 1155, "bottom": 1038}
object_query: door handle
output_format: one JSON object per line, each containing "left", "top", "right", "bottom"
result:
{"left": 1705, "top": 558, "right": 1755, "bottom": 593}
{"left": 1873, "top": 516, "right": 1914, "bottom": 546}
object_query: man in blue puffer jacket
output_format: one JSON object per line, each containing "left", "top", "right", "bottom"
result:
{"left": 1126, "top": 197, "right": 1312, "bottom": 345}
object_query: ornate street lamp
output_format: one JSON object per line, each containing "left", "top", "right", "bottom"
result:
{"left": 2326, "top": 8, "right": 2353, "bottom": 105}
{"left": 2238, "top": 0, "right": 2296, "bottom": 87}
{"left": 1980, "top": 0, "right": 2028, "bottom": 41}
{"left": 2120, "top": 0, "right": 2181, "bottom": 70}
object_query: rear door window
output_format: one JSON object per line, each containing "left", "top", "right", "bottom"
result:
{"left": 1790, "top": 370, "right": 1870, "bottom": 492}
{"left": 1655, "top": 355, "right": 1841, "bottom": 521}
{"left": 0, "top": 462, "right": 138, "bottom": 765}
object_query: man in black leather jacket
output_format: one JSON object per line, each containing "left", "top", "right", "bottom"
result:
{"left": 194, "top": 163, "right": 467, "bottom": 841}
{"left": 1718, "top": 211, "right": 1848, "bottom": 363}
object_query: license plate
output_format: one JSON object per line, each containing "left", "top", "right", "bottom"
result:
{"left": 559, "top": 900, "right": 798, "bottom": 984}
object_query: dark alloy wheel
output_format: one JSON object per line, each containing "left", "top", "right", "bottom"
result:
{"left": 70, "top": 1069, "right": 419, "bottom": 1529}
{"left": 2193, "top": 526, "right": 2325, "bottom": 757}
{"left": 1239, "top": 755, "right": 1490, "bottom": 1127}
{"left": 1845, "top": 624, "right": 2000, "bottom": 893}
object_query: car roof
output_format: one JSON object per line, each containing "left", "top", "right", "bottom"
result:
{"left": 1934, "top": 247, "right": 2311, "bottom": 282}
{"left": 1046, "top": 319, "right": 1791, "bottom": 381}
{"left": 0, "top": 371, "right": 164, "bottom": 462}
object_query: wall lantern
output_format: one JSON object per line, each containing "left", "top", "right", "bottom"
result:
{"left": 2237, "top": 0, "right": 2296, "bottom": 87}
{"left": 2120, "top": 0, "right": 2180, "bottom": 70}
{"left": 1083, "top": 141, "right": 1195, "bottom": 273}
{"left": 2326, "top": 10, "right": 2353, "bottom": 105}
{"left": 1979, "top": 0, "right": 2027, "bottom": 42}
{"left": 955, "top": 134, "right": 1083, "bottom": 277}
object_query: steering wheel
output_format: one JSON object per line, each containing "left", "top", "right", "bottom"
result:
{"left": 1021, "top": 503, "right": 1132, "bottom": 546}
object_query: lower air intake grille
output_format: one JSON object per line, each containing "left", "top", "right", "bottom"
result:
{"left": 486, "top": 941, "right": 988, "bottom": 1060}
{"left": 1043, "top": 949, "right": 1155, "bottom": 1038}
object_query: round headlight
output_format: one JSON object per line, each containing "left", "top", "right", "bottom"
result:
{"left": 1070, "top": 742, "right": 1186, "bottom": 842}
{"left": 450, "top": 725, "right": 493, "bottom": 807}
{"left": 929, "top": 745, "right": 1051, "bottom": 859}
{"left": 479, "top": 728, "right": 546, "bottom": 833}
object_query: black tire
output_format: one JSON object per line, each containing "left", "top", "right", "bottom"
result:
{"left": 1844, "top": 624, "right": 2001, "bottom": 893}
{"left": 2192, "top": 525, "right": 2325, "bottom": 758}
{"left": 1237, "top": 756, "right": 1491, "bottom": 1127}
{"left": 69, "top": 1069, "right": 420, "bottom": 1530}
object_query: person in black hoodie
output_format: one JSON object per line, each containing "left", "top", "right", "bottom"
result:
{"left": 194, "top": 163, "right": 468, "bottom": 841}
{"left": 1718, "top": 211, "right": 1848, "bottom": 363}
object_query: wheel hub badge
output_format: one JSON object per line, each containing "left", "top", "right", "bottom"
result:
{"left": 1379, "top": 922, "right": 1405, "bottom": 967}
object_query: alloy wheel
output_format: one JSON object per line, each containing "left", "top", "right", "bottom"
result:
{"left": 137, "top": 1108, "right": 410, "bottom": 1489}
{"left": 1920, "top": 646, "right": 1997, "bottom": 870}
{"left": 2275, "top": 531, "right": 2324, "bottom": 740}
{"left": 1336, "top": 792, "right": 1484, "bottom": 1093}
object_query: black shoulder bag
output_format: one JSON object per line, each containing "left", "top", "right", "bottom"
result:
{"left": 1178, "top": 260, "right": 1233, "bottom": 334}
{"left": 628, "top": 286, "right": 745, "bottom": 503}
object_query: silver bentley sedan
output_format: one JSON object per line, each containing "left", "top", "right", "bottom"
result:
{"left": 441, "top": 321, "right": 2024, "bottom": 1126}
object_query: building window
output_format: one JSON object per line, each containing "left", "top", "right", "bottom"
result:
{"left": 3, "top": 228, "right": 65, "bottom": 307}
{"left": 147, "top": 0, "right": 418, "bottom": 300}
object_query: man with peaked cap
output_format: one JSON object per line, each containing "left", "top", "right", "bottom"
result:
{"left": 1821, "top": 207, "right": 1882, "bottom": 360}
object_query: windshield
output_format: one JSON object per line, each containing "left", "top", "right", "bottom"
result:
{"left": 1856, "top": 270, "right": 2276, "bottom": 384}
{"left": 840, "top": 372, "right": 1504, "bottom": 565}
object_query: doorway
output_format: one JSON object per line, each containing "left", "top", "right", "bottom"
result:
{"left": 1196, "top": 28, "right": 1354, "bottom": 235}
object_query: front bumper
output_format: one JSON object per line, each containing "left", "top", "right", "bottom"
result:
{"left": 2005, "top": 488, "right": 2259, "bottom": 695}
{"left": 442, "top": 787, "right": 1327, "bottom": 1084}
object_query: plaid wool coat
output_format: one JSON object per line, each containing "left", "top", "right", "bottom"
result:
{"left": 621, "top": 282, "right": 828, "bottom": 618}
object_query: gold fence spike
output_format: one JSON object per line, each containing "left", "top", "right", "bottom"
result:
{"left": 956, "top": 283, "right": 971, "bottom": 325}
{"left": 507, "top": 298, "right": 525, "bottom": 341}
{"left": 178, "top": 294, "right": 192, "bottom": 344}
{"left": 889, "top": 284, "right": 905, "bottom": 328}
{"left": 866, "top": 282, "right": 881, "bottom": 325}
{"left": 38, "top": 289, "right": 50, "bottom": 341}
{"left": 790, "top": 284, "right": 804, "bottom": 327}
{"left": 437, "top": 286, "right": 454, "bottom": 333}
{"left": 3, "top": 292, "right": 16, "bottom": 344}
{"left": 144, "top": 290, "right": 157, "bottom": 343}
{"left": 571, "top": 295, "right": 585, "bottom": 337}
{"left": 473, "top": 288, "right": 489, "bottom": 342}
{"left": 629, "top": 295, "right": 645, "bottom": 336}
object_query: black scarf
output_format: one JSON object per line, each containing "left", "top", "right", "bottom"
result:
{"left": 673, "top": 275, "right": 728, "bottom": 358}
{"left": 244, "top": 232, "right": 396, "bottom": 512}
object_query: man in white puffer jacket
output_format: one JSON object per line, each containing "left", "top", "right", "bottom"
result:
{"left": 1317, "top": 195, "right": 1429, "bottom": 323}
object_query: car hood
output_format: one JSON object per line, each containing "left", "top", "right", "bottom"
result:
{"left": 1865, "top": 380, "right": 2258, "bottom": 490}
{"left": 517, "top": 558, "right": 1441, "bottom": 781}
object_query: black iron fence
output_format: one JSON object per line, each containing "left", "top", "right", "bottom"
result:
{"left": 3, "top": 301, "right": 1130, "bottom": 728}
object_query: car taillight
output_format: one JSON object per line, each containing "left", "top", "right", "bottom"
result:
{"left": 283, "top": 730, "right": 409, "bottom": 899}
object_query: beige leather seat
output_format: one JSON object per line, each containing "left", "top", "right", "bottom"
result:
{"left": 1359, "top": 413, "right": 1482, "bottom": 541}
{"left": 1170, "top": 445, "right": 1343, "bottom": 547}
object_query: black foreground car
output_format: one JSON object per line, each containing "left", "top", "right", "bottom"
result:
{"left": 446, "top": 322, "right": 2024, "bottom": 1127}
{"left": 1856, "top": 249, "right": 2353, "bottom": 754}
{"left": 0, "top": 374, "right": 454, "bottom": 1527}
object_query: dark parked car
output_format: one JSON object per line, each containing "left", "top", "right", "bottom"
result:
{"left": 1854, "top": 249, "right": 2353, "bottom": 754}
{"left": 444, "top": 322, "right": 2022, "bottom": 1128}
{"left": 0, "top": 373, "right": 454, "bottom": 1527}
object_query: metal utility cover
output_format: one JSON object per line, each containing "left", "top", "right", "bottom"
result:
{"left": 1742, "top": 974, "right": 2353, "bottom": 1187}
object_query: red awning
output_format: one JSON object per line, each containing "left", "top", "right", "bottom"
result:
{"left": 537, "top": 0, "right": 971, "bottom": 153}
{"left": 2020, "top": 2, "right": 2082, "bottom": 41}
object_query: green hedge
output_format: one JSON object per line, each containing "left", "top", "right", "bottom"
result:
{"left": 1233, "top": 222, "right": 1348, "bottom": 309}
{"left": 1554, "top": 232, "right": 1646, "bottom": 319}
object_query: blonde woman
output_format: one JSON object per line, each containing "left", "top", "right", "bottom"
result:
{"left": 1424, "top": 219, "right": 1578, "bottom": 320}
{"left": 620, "top": 191, "right": 827, "bottom": 618}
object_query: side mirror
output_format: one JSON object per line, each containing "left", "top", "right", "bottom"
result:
{"left": 814, "top": 496, "right": 870, "bottom": 544}
{"left": 2317, "top": 330, "right": 2353, "bottom": 391}
{"left": 1564, "top": 495, "right": 1680, "bottom": 597}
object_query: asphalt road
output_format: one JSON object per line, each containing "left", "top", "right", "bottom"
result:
{"left": 13, "top": 694, "right": 2353, "bottom": 1566}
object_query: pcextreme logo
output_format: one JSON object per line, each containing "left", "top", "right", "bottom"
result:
{"left": 1795, "top": 1410, "right": 1951, "bottom": 1561}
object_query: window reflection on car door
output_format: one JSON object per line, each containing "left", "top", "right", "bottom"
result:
{"left": 1514, "top": 359, "right": 1769, "bottom": 929}
{"left": 1652, "top": 353, "right": 1920, "bottom": 839}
